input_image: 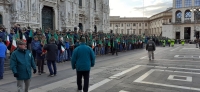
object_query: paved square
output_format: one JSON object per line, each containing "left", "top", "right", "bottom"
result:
{"left": 134, "top": 69, "right": 200, "bottom": 91}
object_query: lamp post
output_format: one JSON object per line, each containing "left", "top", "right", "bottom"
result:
{"left": 190, "top": 7, "right": 200, "bottom": 38}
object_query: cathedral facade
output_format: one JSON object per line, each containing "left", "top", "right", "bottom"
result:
{"left": 0, "top": 0, "right": 110, "bottom": 33}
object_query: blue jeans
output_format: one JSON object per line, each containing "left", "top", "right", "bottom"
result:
{"left": 100, "top": 47, "right": 105, "bottom": 55}
{"left": 64, "top": 50, "right": 68, "bottom": 60}
{"left": 47, "top": 60, "right": 57, "bottom": 75}
{"left": 57, "top": 50, "right": 63, "bottom": 62}
{"left": 0, "top": 57, "right": 4, "bottom": 78}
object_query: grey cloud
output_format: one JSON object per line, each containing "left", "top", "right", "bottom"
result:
{"left": 133, "top": 2, "right": 172, "bottom": 17}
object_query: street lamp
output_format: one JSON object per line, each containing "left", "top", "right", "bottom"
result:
{"left": 190, "top": 7, "right": 200, "bottom": 38}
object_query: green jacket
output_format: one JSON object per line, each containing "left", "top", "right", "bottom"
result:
{"left": 10, "top": 49, "right": 36, "bottom": 80}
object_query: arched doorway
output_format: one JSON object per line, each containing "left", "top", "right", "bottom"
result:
{"left": 42, "top": 6, "right": 54, "bottom": 30}
{"left": 0, "top": 14, "right": 2, "bottom": 24}
{"left": 78, "top": 23, "right": 83, "bottom": 31}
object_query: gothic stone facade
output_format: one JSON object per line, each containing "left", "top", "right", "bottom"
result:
{"left": 0, "top": 0, "right": 110, "bottom": 33}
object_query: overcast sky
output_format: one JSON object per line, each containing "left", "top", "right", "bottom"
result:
{"left": 109, "top": 0, "right": 172, "bottom": 17}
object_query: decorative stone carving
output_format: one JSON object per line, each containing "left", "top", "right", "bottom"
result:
{"left": 60, "top": 11, "right": 67, "bottom": 25}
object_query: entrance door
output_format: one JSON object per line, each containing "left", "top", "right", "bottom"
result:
{"left": 0, "top": 14, "right": 2, "bottom": 24}
{"left": 176, "top": 32, "right": 180, "bottom": 39}
{"left": 42, "top": 6, "right": 54, "bottom": 30}
{"left": 184, "top": 27, "right": 191, "bottom": 39}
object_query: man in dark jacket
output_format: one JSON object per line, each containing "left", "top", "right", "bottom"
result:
{"left": 43, "top": 37, "right": 58, "bottom": 77}
{"left": 71, "top": 37, "right": 95, "bottom": 92}
{"left": 146, "top": 39, "right": 156, "bottom": 60}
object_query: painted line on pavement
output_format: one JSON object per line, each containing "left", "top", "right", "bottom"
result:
{"left": 119, "top": 90, "right": 129, "bottom": 92}
{"left": 182, "top": 48, "right": 199, "bottom": 49}
{"left": 134, "top": 69, "right": 200, "bottom": 91}
{"left": 140, "top": 65, "right": 200, "bottom": 71}
{"left": 89, "top": 65, "right": 140, "bottom": 92}
{"left": 140, "top": 56, "right": 147, "bottom": 59}
{"left": 30, "top": 65, "right": 141, "bottom": 92}
{"left": 170, "top": 47, "right": 179, "bottom": 51}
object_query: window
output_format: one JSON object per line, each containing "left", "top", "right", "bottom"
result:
{"left": 176, "top": 11, "right": 182, "bottom": 22}
{"left": 139, "top": 29, "right": 142, "bottom": 34}
{"left": 0, "top": 14, "right": 2, "bottom": 24}
{"left": 133, "top": 23, "right": 136, "bottom": 26}
{"left": 195, "top": 0, "right": 200, "bottom": 6}
{"left": 127, "top": 29, "right": 130, "bottom": 34}
{"left": 121, "top": 24, "right": 123, "bottom": 27}
{"left": 139, "top": 23, "right": 141, "bottom": 26}
{"left": 185, "top": 0, "right": 192, "bottom": 7}
{"left": 169, "top": 19, "right": 172, "bottom": 23}
{"left": 79, "top": 0, "right": 82, "bottom": 7}
{"left": 145, "top": 23, "right": 147, "bottom": 26}
{"left": 94, "top": 0, "right": 96, "bottom": 10}
{"left": 110, "top": 23, "right": 112, "bottom": 27}
{"left": 176, "top": 0, "right": 182, "bottom": 8}
{"left": 185, "top": 10, "right": 191, "bottom": 20}
{"left": 133, "top": 29, "right": 135, "bottom": 34}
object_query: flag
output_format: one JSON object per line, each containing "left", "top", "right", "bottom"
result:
{"left": 54, "top": 33, "right": 58, "bottom": 40}
{"left": 29, "top": 29, "right": 33, "bottom": 38}
{"left": 61, "top": 36, "right": 64, "bottom": 41}
{"left": 108, "top": 42, "right": 111, "bottom": 46}
{"left": 92, "top": 42, "right": 95, "bottom": 49}
{"left": 42, "top": 28, "right": 45, "bottom": 36}
{"left": 22, "top": 34, "right": 26, "bottom": 42}
{"left": 61, "top": 46, "right": 65, "bottom": 53}
{"left": 11, "top": 38, "right": 17, "bottom": 52}
{"left": 6, "top": 35, "right": 10, "bottom": 46}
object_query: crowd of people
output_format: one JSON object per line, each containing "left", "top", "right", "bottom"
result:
{"left": 0, "top": 23, "right": 178, "bottom": 92}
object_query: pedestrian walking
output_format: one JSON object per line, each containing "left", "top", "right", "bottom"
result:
{"left": 10, "top": 40, "right": 36, "bottom": 92}
{"left": 43, "top": 37, "right": 58, "bottom": 77}
{"left": 71, "top": 37, "right": 95, "bottom": 92}
{"left": 146, "top": 39, "right": 156, "bottom": 61}
{"left": 0, "top": 38, "right": 7, "bottom": 80}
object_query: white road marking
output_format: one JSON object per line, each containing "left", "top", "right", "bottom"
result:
{"left": 170, "top": 47, "right": 179, "bottom": 51}
{"left": 168, "top": 75, "right": 192, "bottom": 82}
{"left": 140, "top": 64, "right": 200, "bottom": 71}
{"left": 119, "top": 90, "right": 129, "bottom": 92}
{"left": 134, "top": 69, "right": 200, "bottom": 91}
{"left": 138, "top": 81, "right": 200, "bottom": 91}
{"left": 134, "top": 69, "right": 154, "bottom": 82}
{"left": 182, "top": 48, "right": 199, "bottom": 49}
{"left": 140, "top": 56, "right": 147, "bottom": 59}
{"left": 88, "top": 65, "right": 141, "bottom": 92}
{"left": 89, "top": 79, "right": 112, "bottom": 91}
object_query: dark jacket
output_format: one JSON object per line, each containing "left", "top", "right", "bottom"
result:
{"left": 10, "top": 49, "right": 36, "bottom": 80}
{"left": 43, "top": 43, "right": 58, "bottom": 61}
{"left": 31, "top": 40, "right": 41, "bottom": 51}
{"left": 71, "top": 43, "right": 95, "bottom": 71}
{"left": 36, "top": 44, "right": 45, "bottom": 60}
{"left": 146, "top": 40, "right": 156, "bottom": 51}
{"left": 56, "top": 40, "right": 64, "bottom": 50}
